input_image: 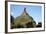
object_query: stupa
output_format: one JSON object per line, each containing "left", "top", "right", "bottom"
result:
{"left": 14, "top": 8, "right": 36, "bottom": 28}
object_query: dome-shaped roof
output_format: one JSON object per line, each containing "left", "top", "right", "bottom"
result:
{"left": 14, "top": 8, "right": 34, "bottom": 25}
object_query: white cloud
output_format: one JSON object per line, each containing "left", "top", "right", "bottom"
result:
{"left": 34, "top": 19, "right": 38, "bottom": 25}
{"left": 36, "top": 21, "right": 38, "bottom": 25}
{"left": 11, "top": 12, "right": 13, "bottom": 16}
{"left": 10, "top": 12, "right": 15, "bottom": 18}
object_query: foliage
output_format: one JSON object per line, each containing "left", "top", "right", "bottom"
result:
{"left": 36, "top": 22, "right": 42, "bottom": 27}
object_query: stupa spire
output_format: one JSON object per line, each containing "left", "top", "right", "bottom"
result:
{"left": 24, "top": 8, "right": 26, "bottom": 12}
{"left": 21, "top": 8, "right": 29, "bottom": 16}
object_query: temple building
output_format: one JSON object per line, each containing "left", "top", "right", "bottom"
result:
{"left": 14, "top": 8, "right": 36, "bottom": 28}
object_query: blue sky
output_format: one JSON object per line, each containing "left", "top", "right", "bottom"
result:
{"left": 10, "top": 4, "right": 42, "bottom": 23}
